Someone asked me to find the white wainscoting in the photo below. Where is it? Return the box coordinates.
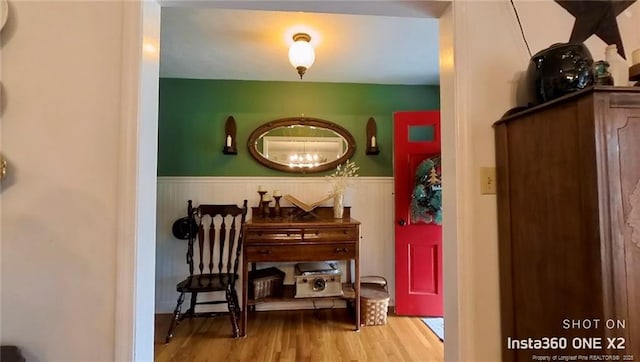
[155,176,395,313]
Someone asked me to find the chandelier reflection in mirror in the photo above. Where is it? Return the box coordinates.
[288,152,328,168]
[263,132,339,169]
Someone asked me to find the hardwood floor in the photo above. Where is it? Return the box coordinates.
[154,309,444,361]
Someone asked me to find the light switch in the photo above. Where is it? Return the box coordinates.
[480,167,496,194]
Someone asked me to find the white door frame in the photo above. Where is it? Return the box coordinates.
[115,1,161,361]
[115,2,471,361]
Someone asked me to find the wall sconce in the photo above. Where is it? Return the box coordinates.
[366,117,380,155]
[288,33,315,79]
[222,116,237,155]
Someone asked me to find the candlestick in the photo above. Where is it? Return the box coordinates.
[257,190,267,212]
[261,200,271,218]
[273,195,282,218]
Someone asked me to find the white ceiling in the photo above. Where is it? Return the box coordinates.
[159,2,443,85]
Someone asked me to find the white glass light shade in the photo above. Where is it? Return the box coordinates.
[288,33,315,78]
[288,40,315,68]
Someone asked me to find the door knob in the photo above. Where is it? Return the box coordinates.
[398,219,406,226]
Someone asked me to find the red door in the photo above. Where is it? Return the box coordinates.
[394,111,443,316]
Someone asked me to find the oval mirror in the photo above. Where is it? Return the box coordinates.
[248,117,356,173]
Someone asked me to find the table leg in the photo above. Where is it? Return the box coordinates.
[241,258,248,337]
[355,256,360,331]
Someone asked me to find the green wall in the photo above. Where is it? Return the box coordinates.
[158,79,440,176]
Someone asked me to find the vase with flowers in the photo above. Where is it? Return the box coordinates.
[326,160,359,218]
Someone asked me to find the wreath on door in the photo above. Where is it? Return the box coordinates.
[411,155,442,225]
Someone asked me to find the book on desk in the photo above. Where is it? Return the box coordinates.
[252,194,341,220]
[283,194,334,213]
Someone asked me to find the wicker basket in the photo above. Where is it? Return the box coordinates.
[248,267,285,300]
[360,276,390,326]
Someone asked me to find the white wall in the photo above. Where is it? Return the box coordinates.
[155,177,395,313]
[451,0,640,360]
[0,2,126,361]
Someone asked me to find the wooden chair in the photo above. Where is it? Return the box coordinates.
[165,199,248,343]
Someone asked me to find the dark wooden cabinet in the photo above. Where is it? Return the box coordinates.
[495,87,640,361]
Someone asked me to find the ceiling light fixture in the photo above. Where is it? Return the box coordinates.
[288,33,315,79]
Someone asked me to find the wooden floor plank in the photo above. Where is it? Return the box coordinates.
[155,309,444,362]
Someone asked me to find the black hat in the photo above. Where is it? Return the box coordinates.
[171,217,198,240]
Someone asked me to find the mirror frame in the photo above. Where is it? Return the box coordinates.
[247,117,356,173]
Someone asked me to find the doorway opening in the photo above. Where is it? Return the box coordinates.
[117,2,459,361]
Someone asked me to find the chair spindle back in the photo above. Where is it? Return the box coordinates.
[185,200,248,286]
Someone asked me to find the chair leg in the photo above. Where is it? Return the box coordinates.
[226,289,240,338]
[231,288,241,315]
[232,288,243,337]
[165,292,185,343]
[183,292,198,318]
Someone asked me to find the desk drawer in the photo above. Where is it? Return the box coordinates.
[302,227,358,241]
[245,243,356,262]
[244,226,358,243]
[244,229,303,242]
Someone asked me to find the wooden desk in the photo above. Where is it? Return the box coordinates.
[241,207,361,337]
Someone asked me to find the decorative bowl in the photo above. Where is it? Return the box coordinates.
[526,42,594,105]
